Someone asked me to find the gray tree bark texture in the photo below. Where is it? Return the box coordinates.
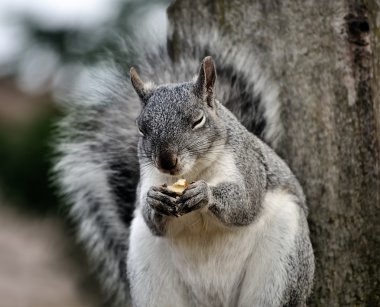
[168,0,379,306]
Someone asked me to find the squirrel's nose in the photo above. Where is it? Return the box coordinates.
[157,152,178,171]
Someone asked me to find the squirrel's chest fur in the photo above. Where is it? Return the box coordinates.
[129,152,300,306]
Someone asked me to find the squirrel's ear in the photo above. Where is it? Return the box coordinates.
[130,67,154,103]
[194,56,216,107]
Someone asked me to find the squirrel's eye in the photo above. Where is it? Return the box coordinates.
[138,126,145,136]
[192,114,206,130]
[136,119,145,136]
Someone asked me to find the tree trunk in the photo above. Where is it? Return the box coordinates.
[168,0,380,305]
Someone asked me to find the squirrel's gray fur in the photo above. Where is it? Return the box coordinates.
[54,32,314,306]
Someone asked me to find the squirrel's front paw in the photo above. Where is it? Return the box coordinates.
[176,180,210,216]
[147,186,179,217]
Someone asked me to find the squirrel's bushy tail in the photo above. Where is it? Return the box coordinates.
[53,31,281,306]
[54,63,139,305]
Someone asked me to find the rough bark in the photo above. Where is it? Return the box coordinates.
[168,0,380,306]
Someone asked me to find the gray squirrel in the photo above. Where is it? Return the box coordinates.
[54,38,314,306]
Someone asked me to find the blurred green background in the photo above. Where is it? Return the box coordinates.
[0,1,169,306]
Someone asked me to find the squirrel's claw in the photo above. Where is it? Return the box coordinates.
[176,180,209,215]
[147,187,178,217]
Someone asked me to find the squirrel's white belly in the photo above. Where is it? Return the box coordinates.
[166,210,255,306]
[128,189,300,307]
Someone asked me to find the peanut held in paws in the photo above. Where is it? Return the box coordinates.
[166,179,189,196]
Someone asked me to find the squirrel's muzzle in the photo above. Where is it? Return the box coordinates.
[156,151,178,172]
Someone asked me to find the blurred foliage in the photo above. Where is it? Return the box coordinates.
[0,104,62,213]
[27,0,170,65]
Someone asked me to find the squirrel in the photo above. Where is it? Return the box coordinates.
[54,37,314,306]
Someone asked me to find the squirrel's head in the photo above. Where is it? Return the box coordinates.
[131,56,227,176]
